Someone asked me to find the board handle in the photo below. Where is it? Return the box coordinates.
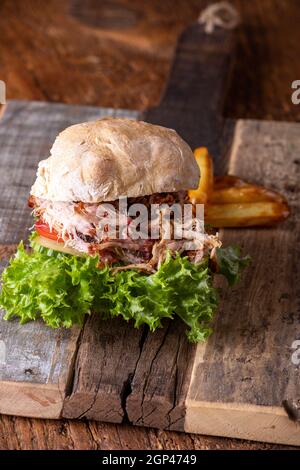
[143,22,236,169]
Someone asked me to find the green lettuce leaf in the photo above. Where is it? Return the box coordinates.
[0,239,249,342]
[215,245,251,286]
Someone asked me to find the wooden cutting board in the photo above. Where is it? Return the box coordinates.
[0,23,299,446]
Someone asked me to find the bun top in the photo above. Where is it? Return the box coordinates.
[30,118,200,203]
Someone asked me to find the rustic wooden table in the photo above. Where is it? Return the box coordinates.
[0,0,299,450]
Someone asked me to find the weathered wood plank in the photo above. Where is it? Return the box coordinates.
[0,247,81,418]
[63,316,145,423]
[125,320,195,431]
[185,119,300,445]
[0,100,138,419]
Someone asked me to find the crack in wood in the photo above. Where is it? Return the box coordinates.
[120,325,148,424]
[64,325,86,400]
[166,333,181,430]
[132,322,172,426]
[73,352,106,420]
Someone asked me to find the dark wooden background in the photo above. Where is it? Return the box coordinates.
[0,0,299,450]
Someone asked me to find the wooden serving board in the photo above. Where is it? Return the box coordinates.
[0,23,299,446]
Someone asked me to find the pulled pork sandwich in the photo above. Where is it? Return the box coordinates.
[0,118,249,342]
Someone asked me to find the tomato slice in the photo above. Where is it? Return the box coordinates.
[35,220,65,243]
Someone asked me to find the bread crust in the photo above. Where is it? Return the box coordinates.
[30,118,200,202]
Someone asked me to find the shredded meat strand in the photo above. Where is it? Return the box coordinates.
[29,192,221,270]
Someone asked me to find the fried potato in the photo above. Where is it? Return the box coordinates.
[188,147,214,203]
[205,200,290,227]
[188,152,290,227]
[213,175,247,190]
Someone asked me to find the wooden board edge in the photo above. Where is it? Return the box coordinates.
[0,380,64,419]
[184,400,300,446]
[226,117,297,173]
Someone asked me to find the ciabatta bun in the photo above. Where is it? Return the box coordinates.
[30,118,200,203]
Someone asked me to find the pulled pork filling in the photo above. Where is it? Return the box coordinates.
[28,193,221,270]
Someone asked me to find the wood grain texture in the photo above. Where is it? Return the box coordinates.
[126,321,195,431]
[63,316,144,423]
[0,101,138,419]
[144,23,235,162]
[62,296,197,431]
[226,0,300,122]
[0,415,295,450]
[0,0,204,110]
[185,120,300,445]
[1,0,300,122]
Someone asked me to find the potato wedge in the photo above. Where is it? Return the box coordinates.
[213,175,247,190]
[188,154,289,227]
[210,184,285,204]
[205,201,290,227]
[188,147,214,203]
